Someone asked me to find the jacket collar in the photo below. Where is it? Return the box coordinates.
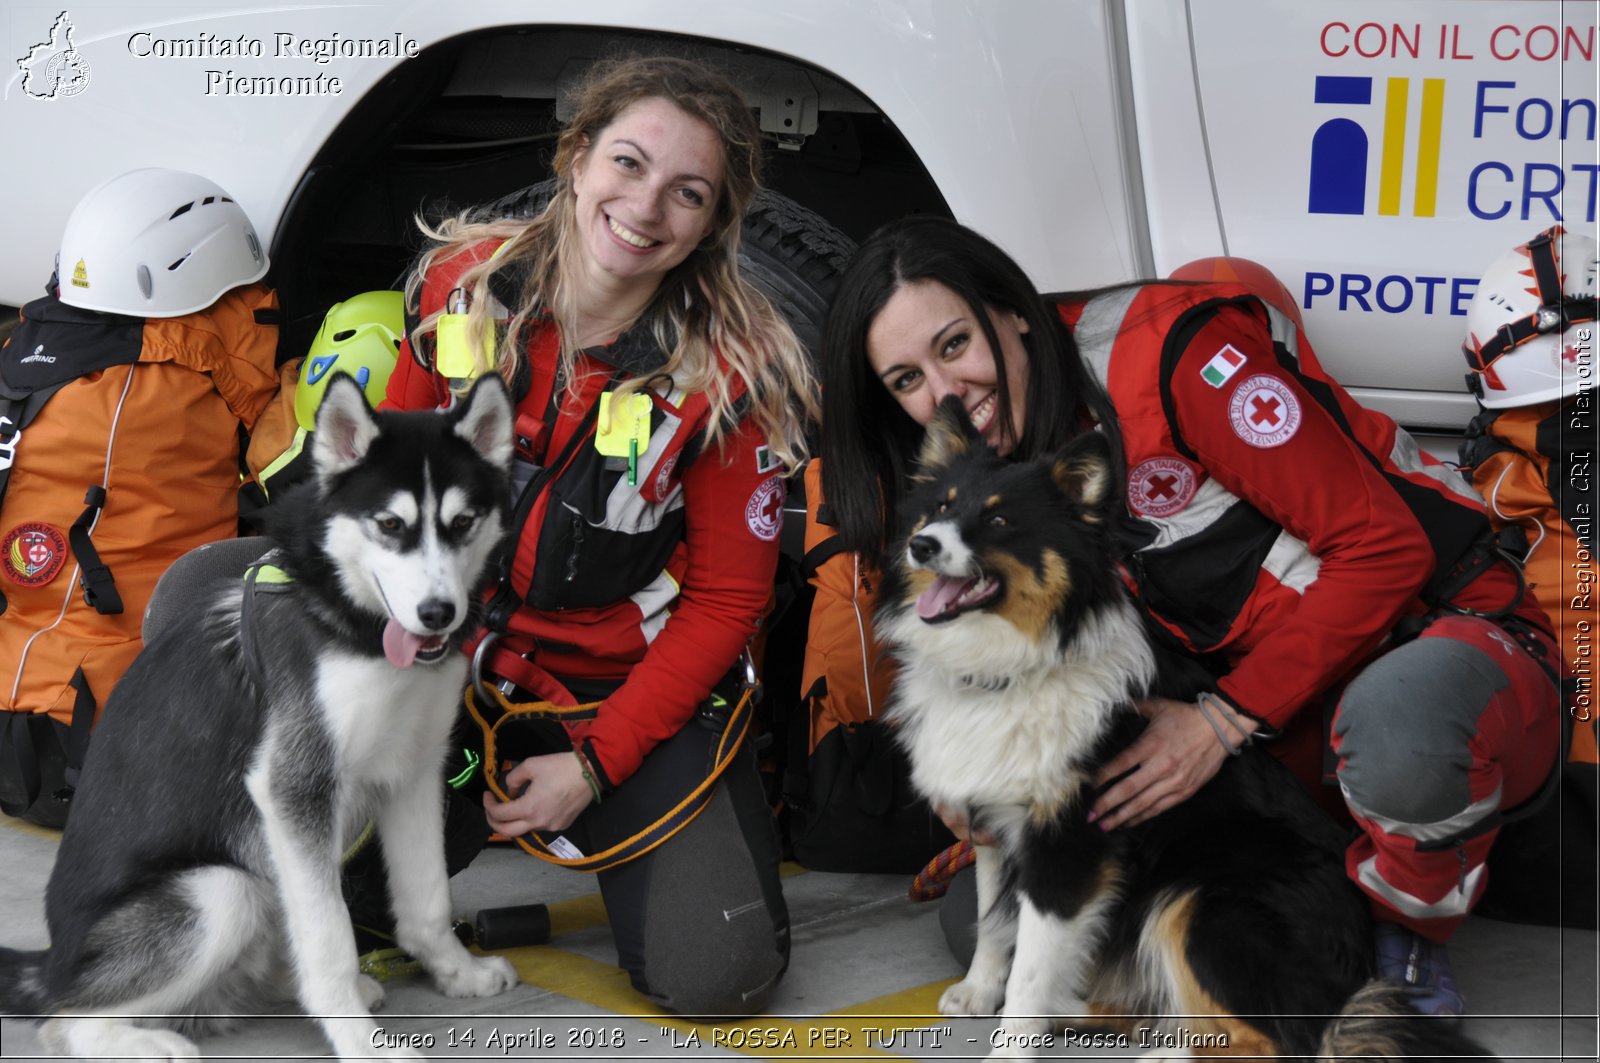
[486,255,673,378]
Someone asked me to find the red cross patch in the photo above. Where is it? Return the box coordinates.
[2,522,68,588]
[745,475,786,541]
[1126,457,1198,518]
[1227,375,1302,448]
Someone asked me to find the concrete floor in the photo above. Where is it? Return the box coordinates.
[0,816,1595,1061]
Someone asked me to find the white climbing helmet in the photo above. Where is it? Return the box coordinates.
[1462,225,1598,408]
[56,168,269,318]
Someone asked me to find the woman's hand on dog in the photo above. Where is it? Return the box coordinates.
[483,753,594,835]
[1089,696,1254,831]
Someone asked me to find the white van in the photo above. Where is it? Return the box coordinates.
[3,0,1595,436]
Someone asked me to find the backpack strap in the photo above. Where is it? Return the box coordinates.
[70,486,122,615]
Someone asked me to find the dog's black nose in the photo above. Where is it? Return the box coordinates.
[908,534,940,564]
[416,598,456,632]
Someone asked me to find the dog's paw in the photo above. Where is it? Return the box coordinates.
[431,953,519,999]
[940,976,1005,1017]
[357,973,386,1012]
[43,1018,201,1061]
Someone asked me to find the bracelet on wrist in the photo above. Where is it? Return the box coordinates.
[1195,691,1254,756]
[573,749,603,805]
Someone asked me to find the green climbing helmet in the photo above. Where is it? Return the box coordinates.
[296,290,405,430]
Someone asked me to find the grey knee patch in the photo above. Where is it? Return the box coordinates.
[638,790,787,1016]
[938,865,978,969]
[1335,635,1508,828]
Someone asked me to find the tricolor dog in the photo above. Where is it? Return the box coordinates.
[878,395,1490,1059]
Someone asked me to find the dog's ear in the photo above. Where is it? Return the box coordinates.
[311,374,382,479]
[915,394,982,476]
[451,375,515,470]
[1051,430,1113,513]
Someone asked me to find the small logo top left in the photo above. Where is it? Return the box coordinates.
[18,11,91,100]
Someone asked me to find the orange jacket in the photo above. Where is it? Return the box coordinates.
[0,285,280,725]
[1467,401,1597,763]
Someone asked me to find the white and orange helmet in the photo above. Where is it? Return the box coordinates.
[1462,225,1598,408]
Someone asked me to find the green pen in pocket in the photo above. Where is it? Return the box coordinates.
[595,391,653,486]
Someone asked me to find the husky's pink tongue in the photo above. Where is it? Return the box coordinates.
[916,575,973,620]
[383,617,425,668]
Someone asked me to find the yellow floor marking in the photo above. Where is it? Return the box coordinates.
[0,816,61,842]
[499,938,958,1059]
[490,864,963,1060]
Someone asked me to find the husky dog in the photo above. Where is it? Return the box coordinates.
[878,396,1491,1060]
[0,375,521,1060]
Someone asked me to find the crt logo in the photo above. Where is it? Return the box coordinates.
[1308,75,1444,217]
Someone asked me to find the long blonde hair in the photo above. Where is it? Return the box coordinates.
[406,55,817,471]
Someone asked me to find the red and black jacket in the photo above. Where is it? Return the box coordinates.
[387,242,785,788]
[1060,281,1549,731]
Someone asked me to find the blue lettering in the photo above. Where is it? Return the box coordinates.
[1304,272,1335,309]
[1575,164,1600,224]
[1468,161,1514,219]
[1416,276,1446,314]
[1340,273,1374,312]
[1565,98,1598,141]
[1376,275,1413,313]
[1522,163,1564,220]
[1517,97,1555,140]
[1475,80,1516,137]
[1451,277,1479,316]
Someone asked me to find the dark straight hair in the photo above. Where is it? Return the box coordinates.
[819,215,1121,557]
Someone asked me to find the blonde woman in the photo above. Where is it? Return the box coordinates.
[386,56,817,1015]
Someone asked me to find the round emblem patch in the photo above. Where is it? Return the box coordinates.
[2,522,68,587]
[653,454,678,500]
[1127,457,1198,518]
[744,475,785,542]
[1228,375,1302,448]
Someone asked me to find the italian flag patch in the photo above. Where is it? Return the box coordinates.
[1201,344,1247,388]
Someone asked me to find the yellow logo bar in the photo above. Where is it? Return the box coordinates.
[1413,78,1446,218]
[1378,78,1410,216]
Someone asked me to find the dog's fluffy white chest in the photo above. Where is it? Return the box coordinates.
[886,599,1154,817]
[314,652,466,789]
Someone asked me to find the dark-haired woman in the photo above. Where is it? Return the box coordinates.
[821,216,1560,1017]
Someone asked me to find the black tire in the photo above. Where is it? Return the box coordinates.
[486,182,855,365]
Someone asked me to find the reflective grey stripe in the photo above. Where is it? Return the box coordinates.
[631,568,680,645]
[1263,301,1301,364]
[596,406,687,533]
[1356,853,1483,920]
[1142,477,1238,549]
[1391,426,1485,505]
[1262,528,1322,593]
[1074,287,1142,389]
[1343,781,1504,845]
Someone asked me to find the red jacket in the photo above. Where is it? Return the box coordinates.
[1061,282,1548,730]
[386,243,783,786]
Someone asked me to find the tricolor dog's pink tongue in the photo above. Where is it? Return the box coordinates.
[916,574,972,620]
[382,616,424,669]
